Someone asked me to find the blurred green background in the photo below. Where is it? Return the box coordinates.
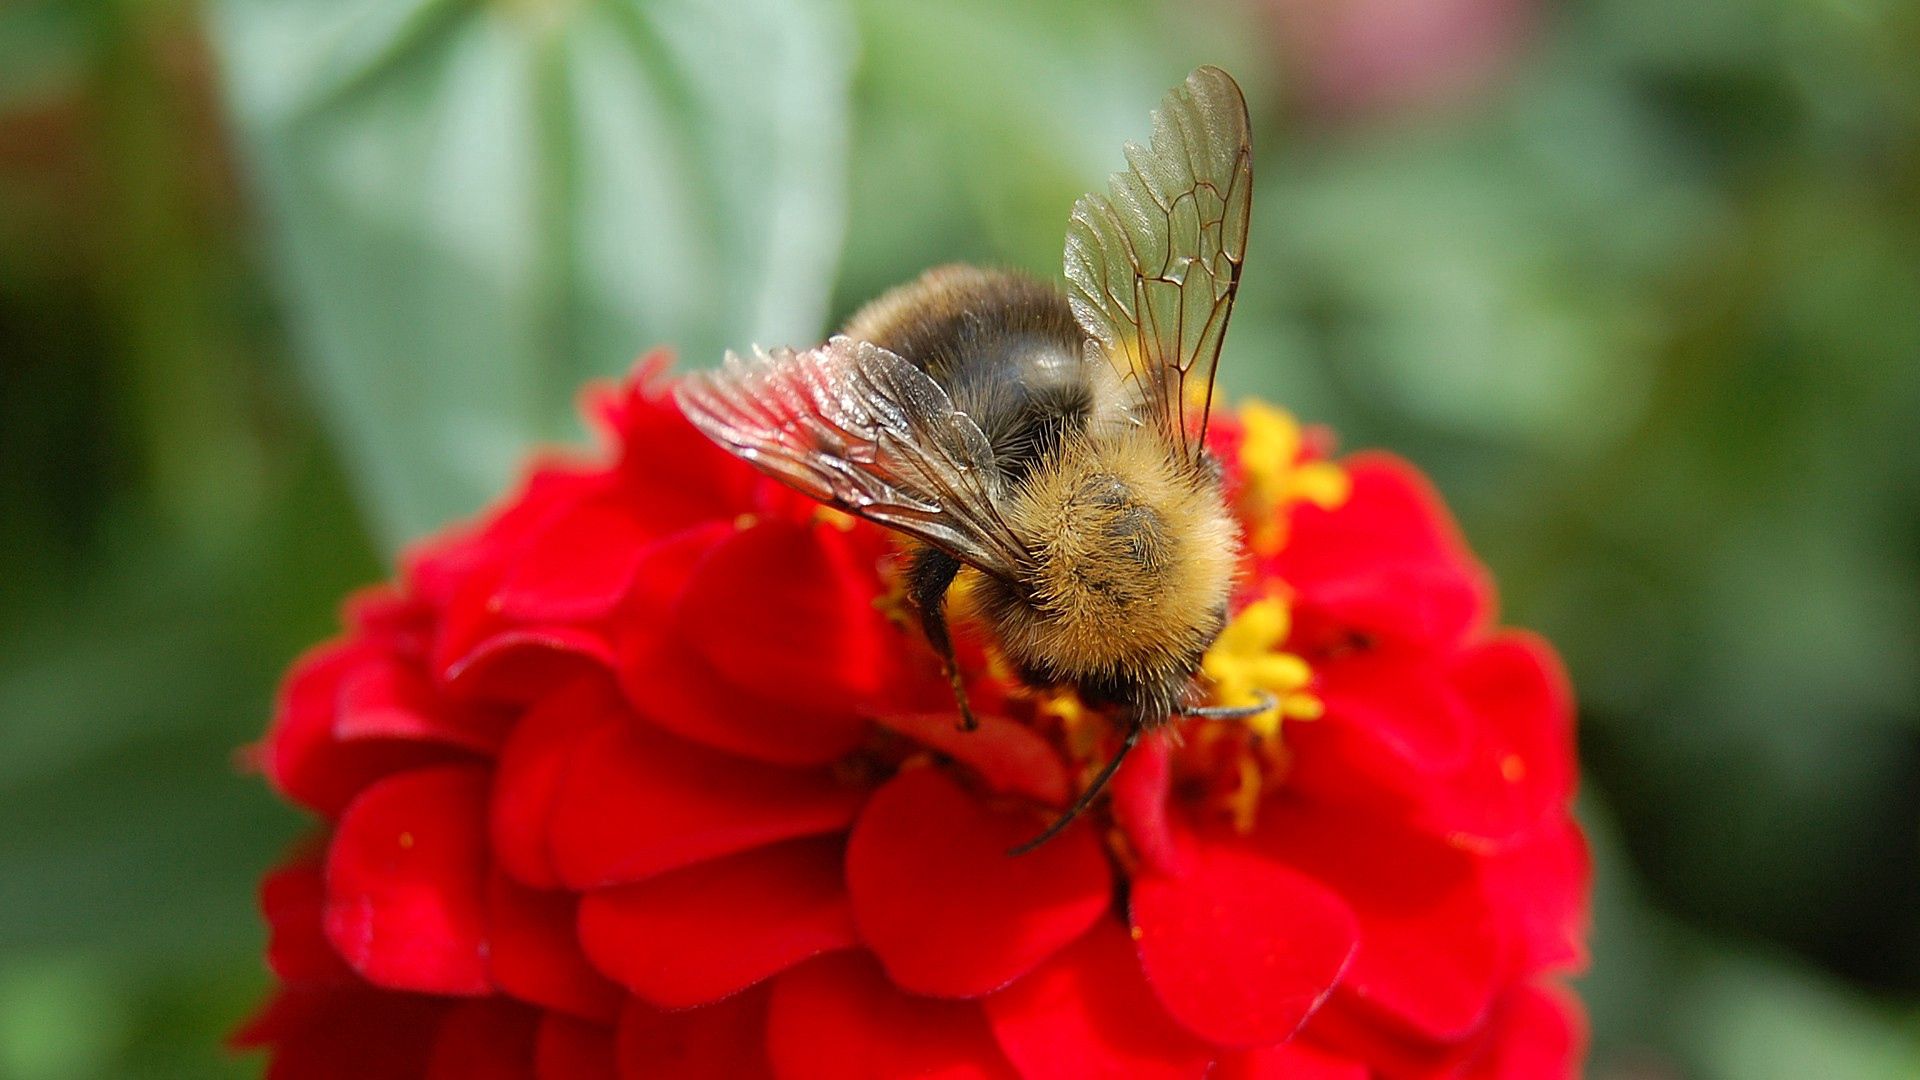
[2,0,1917,1075]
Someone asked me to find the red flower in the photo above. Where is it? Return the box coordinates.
[238,354,1589,1078]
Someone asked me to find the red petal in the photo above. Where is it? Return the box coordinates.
[261,855,352,986]
[547,713,867,889]
[617,987,775,1079]
[341,584,434,653]
[238,985,445,1080]
[432,555,517,682]
[1259,804,1505,1042]
[1290,565,1488,654]
[491,677,623,889]
[1483,818,1590,977]
[1435,633,1577,845]
[426,998,539,1080]
[622,623,871,768]
[325,765,493,995]
[430,496,622,706]
[403,463,604,608]
[579,837,857,1008]
[982,921,1212,1079]
[1313,650,1473,775]
[679,520,896,713]
[494,498,653,623]
[617,521,869,768]
[335,655,509,754]
[487,870,623,1022]
[1298,998,1475,1079]
[444,627,618,708]
[536,1014,618,1080]
[1213,1040,1368,1080]
[1275,454,1490,649]
[1109,735,1183,877]
[766,953,1017,1080]
[1286,633,1577,850]
[847,768,1111,998]
[871,712,1069,806]
[620,519,735,614]
[1461,984,1585,1080]
[1130,833,1358,1047]
[265,641,456,817]
[593,361,764,522]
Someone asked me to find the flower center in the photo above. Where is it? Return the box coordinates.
[1234,401,1349,556]
[1188,595,1322,831]
[982,593,1324,846]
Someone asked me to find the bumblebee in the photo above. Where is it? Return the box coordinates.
[678,67,1263,852]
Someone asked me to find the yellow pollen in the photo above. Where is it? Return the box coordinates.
[1041,689,1101,760]
[398,832,414,850]
[1129,924,1145,942]
[733,513,759,531]
[1235,401,1351,555]
[870,565,914,628]
[813,507,857,532]
[1200,596,1320,741]
[1501,754,1526,782]
[1228,756,1263,835]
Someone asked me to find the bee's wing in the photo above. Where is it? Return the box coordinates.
[675,336,1030,578]
[1064,65,1252,463]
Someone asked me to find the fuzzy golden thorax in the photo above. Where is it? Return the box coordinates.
[971,428,1242,719]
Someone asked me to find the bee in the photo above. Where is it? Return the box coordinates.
[676,66,1268,853]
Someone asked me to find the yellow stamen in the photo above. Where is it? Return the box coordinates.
[1235,400,1352,555]
[870,563,914,628]
[1041,689,1103,760]
[1228,755,1262,835]
[1199,596,1319,741]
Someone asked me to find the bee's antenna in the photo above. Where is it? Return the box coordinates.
[1007,721,1144,857]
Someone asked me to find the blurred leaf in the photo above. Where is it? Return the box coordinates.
[0,3,88,108]
[0,955,126,1080]
[838,0,1265,311]
[1682,954,1920,1080]
[1583,794,1920,1078]
[1252,44,1715,458]
[210,0,854,549]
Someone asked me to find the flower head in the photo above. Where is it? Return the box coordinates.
[239,353,1588,1077]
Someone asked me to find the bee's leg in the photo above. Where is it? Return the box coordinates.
[1176,689,1276,721]
[1008,715,1145,856]
[906,547,977,731]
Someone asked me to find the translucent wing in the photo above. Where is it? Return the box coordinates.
[674,336,1030,578]
[1063,65,1252,462]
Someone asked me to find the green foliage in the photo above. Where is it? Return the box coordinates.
[210,0,855,547]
